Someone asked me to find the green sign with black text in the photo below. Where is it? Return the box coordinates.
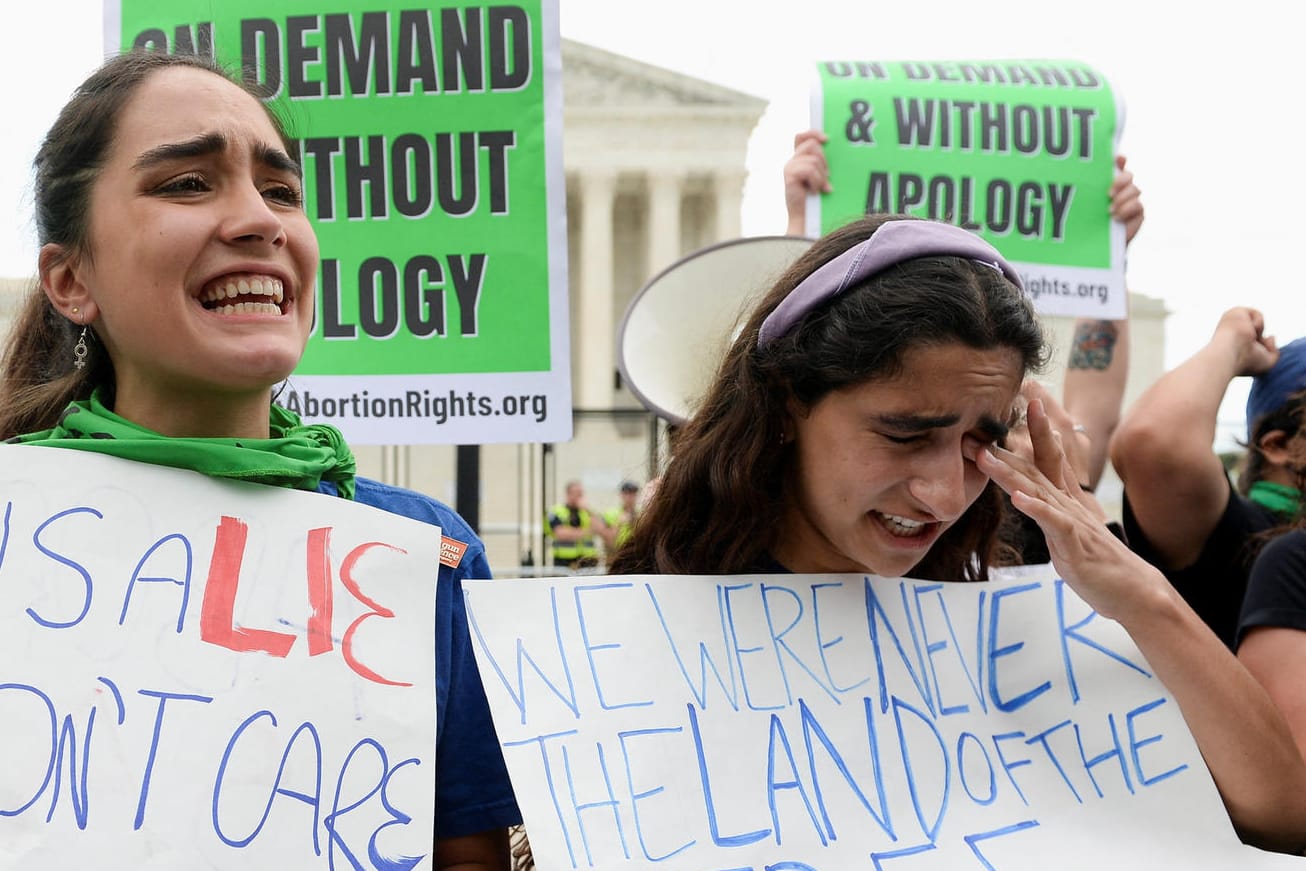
[812,59,1125,318]
[108,0,571,444]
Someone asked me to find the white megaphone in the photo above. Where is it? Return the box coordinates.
[617,236,814,425]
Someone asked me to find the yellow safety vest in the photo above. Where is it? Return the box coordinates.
[546,503,598,561]
[603,507,634,548]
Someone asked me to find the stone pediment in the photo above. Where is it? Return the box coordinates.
[562,39,766,112]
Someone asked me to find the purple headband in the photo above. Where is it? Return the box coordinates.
[757,220,1024,348]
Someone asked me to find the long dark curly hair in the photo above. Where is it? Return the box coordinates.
[609,214,1047,581]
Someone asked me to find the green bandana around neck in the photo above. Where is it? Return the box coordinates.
[1248,480,1302,517]
[11,391,357,500]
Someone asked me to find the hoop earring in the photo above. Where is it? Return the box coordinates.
[73,327,89,370]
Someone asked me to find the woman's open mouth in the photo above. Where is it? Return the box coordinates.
[199,274,286,315]
[874,511,934,538]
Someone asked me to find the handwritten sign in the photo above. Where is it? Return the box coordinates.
[811,59,1126,319]
[466,568,1304,869]
[106,0,572,445]
[0,447,440,868]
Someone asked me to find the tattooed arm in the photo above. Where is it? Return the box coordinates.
[1063,315,1129,489]
[1061,155,1143,490]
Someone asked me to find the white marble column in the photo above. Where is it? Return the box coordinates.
[646,170,683,277]
[713,171,746,241]
[576,170,616,410]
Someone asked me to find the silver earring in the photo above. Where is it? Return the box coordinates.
[73,327,89,370]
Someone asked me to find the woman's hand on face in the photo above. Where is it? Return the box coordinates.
[978,397,1168,623]
[1004,381,1098,517]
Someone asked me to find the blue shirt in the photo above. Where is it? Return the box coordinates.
[320,476,521,838]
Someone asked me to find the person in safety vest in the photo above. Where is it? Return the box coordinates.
[600,479,641,556]
[546,479,603,569]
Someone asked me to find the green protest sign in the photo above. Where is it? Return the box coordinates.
[106,0,570,444]
[812,59,1125,318]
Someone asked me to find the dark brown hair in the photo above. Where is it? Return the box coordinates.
[1239,388,1306,498]
[609,214,1047,580]
[1249,391,1306,559]
[0,50,296,440]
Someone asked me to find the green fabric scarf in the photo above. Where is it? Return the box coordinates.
[12,391,356,499]
[1248,480,1302,517]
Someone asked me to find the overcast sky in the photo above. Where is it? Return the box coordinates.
[4,0,1301,435]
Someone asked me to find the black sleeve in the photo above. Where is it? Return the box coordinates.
[1237,530,1306,649]
[1122,480,1277,650]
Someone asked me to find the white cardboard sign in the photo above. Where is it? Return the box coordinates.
[466,568,1306,869]
[0,447,440,869]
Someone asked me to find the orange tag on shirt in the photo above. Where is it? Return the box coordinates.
[440,536,469,569]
